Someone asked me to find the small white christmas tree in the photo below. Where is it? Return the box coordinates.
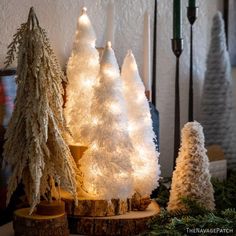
[201,12,236,169]
[2,8,78,213]
[121,51,160,197]
[78,42,134,200]
[167,121,215,212]
[64,7,99,145]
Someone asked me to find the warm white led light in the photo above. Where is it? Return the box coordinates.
[109,102,120,114]
[82,79,93,88]
[92,117,99,125]
[107,41,112,48]
[128,122,137,133]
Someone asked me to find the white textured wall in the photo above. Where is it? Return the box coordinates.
[156,0,223,176]
[0,0,222,176]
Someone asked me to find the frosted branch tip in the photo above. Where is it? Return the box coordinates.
[82,7,87,14]
[107,41,112,48]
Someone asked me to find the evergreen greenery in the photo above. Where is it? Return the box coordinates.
[144,203,236,236]
[148,171,236,235]
[212,171,236,210]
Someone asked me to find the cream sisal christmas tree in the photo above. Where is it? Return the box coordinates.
[121,51,160,197]
[167,121,215,212]
[64,7,99,145]
[2,8,78,213]
[78,42,134,200]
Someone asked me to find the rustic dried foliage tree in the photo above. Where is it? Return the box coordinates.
[2,7,79,213]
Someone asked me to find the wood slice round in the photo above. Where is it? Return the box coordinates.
[13,208,69,236]
[68,201,160,236]
[36,200,65,216]
[61,189,130,217]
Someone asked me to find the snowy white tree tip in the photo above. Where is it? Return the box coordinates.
[107,41,112,48]
[100,42,119,71]
[123,51,138,72]
[75,7,96,44]
[82,7,87,14]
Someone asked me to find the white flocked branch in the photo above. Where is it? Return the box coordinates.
[121,50,160,197]
[78,42,134,200]
[64,7,100,146]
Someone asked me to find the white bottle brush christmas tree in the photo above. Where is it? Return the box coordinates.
[64,7,99,146]
[167,122,215,212]
[2,7,78,213]
[121,51,160,197]
[201,12,236,169]
[78,42,134,200]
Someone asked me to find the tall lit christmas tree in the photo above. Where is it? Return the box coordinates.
[64,7,99,145]
[121,51,160,197]
[168,122,215,212]
[78,42,134,200]
[2,7,78,214]
[201,12,236,169]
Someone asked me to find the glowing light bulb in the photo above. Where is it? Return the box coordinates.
[128,122,137,133]
[91,41,96,48]
[92,165,102,176]
[133,165,151,178]
[92,143,98,150]
[82,79,93,88]
[89,58,97,67]
[92,117,99,125]
[107,41,112,48]
[136,94,143,103]
[131,62,138,71]
[118,172,129,179]
[144,114,151,124]
[139,148,146,157]
[110,102,120,114]
[103,68,116,77]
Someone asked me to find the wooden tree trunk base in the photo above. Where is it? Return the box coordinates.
[69,145,87,165]
[13,208,69,236]
[61,189,131,217]
[68,201,160,236]
[36,200,65,216]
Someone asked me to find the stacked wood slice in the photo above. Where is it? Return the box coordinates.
[61,189,131,217]
[68,201,160,236]
[13,201,69,236]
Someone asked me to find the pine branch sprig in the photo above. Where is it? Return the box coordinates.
[4,23,28,68]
